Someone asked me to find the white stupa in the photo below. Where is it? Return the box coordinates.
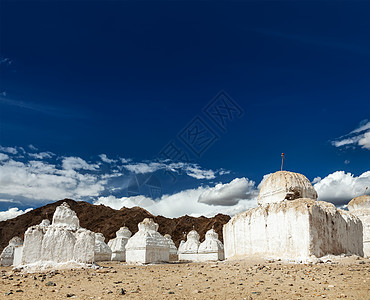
[94,233,112,261]
[0,237,23,267]
[108,227,132,261]
[348,195,370,257]
[21,202,95,268]
[198,228,224,261]
[125,218,170,264]
[223,171,364,262]
[178,229,200,261]
[164,234,178,261]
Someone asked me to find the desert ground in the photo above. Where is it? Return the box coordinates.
[1,257,369,299]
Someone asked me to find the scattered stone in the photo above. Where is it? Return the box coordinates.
[118,288,126,295]
[66,293,76,298]
[46,281,56,286]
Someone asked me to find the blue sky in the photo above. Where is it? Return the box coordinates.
[0,1,369,219]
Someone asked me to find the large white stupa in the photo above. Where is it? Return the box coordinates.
[223,171,364,262]
[108,226,132,261]
[125,218,170,264]
[21,202,95,268]
[348,195,370,257]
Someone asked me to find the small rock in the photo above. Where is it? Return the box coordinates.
[118,288,126,295]
[46,281,56,286]
[168,291,175,294]
[66,294,76,298]
[16,290,23,292]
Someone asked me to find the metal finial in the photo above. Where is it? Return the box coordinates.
[281,153,285,171]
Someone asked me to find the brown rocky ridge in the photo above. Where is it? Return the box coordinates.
[0,199,230,253]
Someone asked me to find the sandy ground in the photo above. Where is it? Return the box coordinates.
[1,257,369,299]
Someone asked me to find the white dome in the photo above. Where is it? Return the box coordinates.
[257,171,317,206]
[348,195,370,211]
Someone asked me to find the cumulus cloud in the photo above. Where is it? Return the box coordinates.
[314,171,370,205]
[0,145,233,210]
[28,144,38,151]
[95,177,259,218]
[0,158,107,202]
[29,151,54,159]
[198,178,257,206]
[99,154,116,164]
[358,131,370,150]
[332,120,370,150]
[0,146,18,154]
[0,207,33,222]
[122,161,224,180]
[0,153,9,161]
[62,157,99,171]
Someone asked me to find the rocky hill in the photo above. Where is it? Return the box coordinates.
[0,199,230,252]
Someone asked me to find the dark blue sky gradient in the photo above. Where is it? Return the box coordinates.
[0,1,369,192]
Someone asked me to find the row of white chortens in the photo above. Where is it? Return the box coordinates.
[0,171,369,269]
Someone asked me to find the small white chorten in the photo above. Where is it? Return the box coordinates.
[21,202,95,267]
[94,233,112,262]
[125,218,170,264]
[178,229,200,261]
[198,228,224,261]
[108,227,132,261]
[0,237,23,267]
[164,234,178,261]
[348,195,370,257]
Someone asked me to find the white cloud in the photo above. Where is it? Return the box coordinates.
[119,157,132,164]
[62,157,99,171]
[95,177,259,218]
[314,171,370,205]
[0,159,106,202]
[29,151,54,159]
[99,154,116,164]
[123,162,163,174]
[28,144,38,151]
[358,131,370,150]
[184,166,216,180]
[0,145,17,154]
[332,120,370,150]
[0,153,9,161]
[0,207,33,222]
[198,178,257,206]
[122,161,225,180]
